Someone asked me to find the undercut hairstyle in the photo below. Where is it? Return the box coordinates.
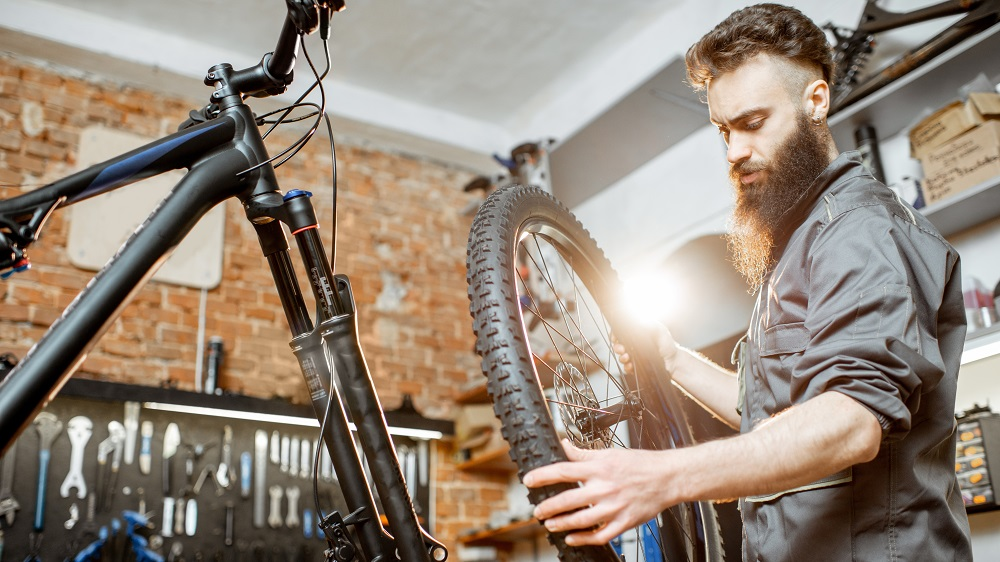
[685,3,834,93]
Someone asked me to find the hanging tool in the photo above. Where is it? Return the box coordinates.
[162,423,180,537]
[267,486,283,529]
[279,435,289,473]
[185,495,197,537]
[224,502,235,546]
[216,425,235,489]
[240,452,251,500]
[123,401,140,466]
[253,430,268,528]
[269,431,279,465]
[319,441,333,482]
[303,509,313,539]
[298,439,310,479]
[98,421,125,512]
[60,416,93,500]
[30,412,63,557]
[63,502,79,530]
[285,486,300,528]
[138,421,153,475]
[289,437,300,478]
[0,439,19,526]
[175,497,186,537]
[78,492,98,542]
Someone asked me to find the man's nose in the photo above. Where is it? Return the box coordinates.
[727,134,752,165]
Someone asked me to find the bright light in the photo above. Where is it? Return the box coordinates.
[621,271,680,326]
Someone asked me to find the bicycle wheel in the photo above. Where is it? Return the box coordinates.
[466,185,724,562]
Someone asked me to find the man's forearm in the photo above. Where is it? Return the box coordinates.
[670,346,741,429]
[673,391,882,503]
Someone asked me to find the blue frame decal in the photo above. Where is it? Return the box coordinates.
[74,122,226,202]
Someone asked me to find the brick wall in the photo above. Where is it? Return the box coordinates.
[0,54,508,556]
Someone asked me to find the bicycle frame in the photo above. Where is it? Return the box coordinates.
[829,0,1000,112]
[0,8,442,562]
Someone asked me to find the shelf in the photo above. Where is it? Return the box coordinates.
[457,357,556,406]
[456,445,517,472]
[920,175,1000,238]
[455,382,490,405]
[829,23,1000,150]
[460,518,544,548]
[963,324,1000,365]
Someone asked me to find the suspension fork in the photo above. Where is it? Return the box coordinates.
[247,190,445,562]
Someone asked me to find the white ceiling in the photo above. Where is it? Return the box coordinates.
[0,0,728,169]
[0,1,926,180]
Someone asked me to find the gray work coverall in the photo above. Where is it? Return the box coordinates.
[736,152,973,561]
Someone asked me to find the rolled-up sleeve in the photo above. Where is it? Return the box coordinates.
[792,211,945,441]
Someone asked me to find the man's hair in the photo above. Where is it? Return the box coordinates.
[685,3,834,92]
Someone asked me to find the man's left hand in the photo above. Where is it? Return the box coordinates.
[522,439,677,546]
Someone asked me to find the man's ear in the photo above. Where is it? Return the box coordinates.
[804,79,831,123]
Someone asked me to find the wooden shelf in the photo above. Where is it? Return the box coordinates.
[456,356,556,406]
[921,175,1000,238]
[456,445,517,473]
[460,518,544,548]
[455,382,490,405]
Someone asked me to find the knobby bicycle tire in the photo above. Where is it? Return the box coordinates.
[466,185,724,562]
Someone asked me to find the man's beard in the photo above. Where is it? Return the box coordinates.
[726,112,832,289]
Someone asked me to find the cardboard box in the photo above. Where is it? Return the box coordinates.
[910,92,1000,159]
[456,403,505,458]
[920,120,1000,205]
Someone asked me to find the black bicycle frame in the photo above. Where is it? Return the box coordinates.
[830,0,1000,112]
[0,29,439,562]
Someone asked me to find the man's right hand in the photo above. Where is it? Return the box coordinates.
[613,322,680,374]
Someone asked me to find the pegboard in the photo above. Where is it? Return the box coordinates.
[0,393,435,560]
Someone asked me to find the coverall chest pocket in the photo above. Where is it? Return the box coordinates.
[752,322,810,417]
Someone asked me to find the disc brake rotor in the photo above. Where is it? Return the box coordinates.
[553,362,613,449]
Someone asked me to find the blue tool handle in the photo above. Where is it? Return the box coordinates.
[35,449,49,532]
[240,452,251,498]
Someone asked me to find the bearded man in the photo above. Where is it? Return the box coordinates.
[522,4,973,560]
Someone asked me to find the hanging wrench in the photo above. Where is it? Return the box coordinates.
[267,485,283,529]
[60,416,93,499]
[31,412,63,545]
[123,401,140,466]
[253,430,267,528]
[299,440,310,480]
[270,431,280,465]
[280,435,290,473]
[216,425,235,489]
[285,486,300,528]
[138,421,153,475]
[289,437,300,478]
[0,439,19,526]
[97,421,125,512]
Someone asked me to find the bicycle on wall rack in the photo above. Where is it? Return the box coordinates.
[0,2,446,561]
[826,0,1000,113]
[464,144,725,562]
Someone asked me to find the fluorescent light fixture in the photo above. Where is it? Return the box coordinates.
[141,401,444,440]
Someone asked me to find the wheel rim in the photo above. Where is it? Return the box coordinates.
[514,221,703,562]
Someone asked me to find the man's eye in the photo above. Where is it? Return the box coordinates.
[746,120,763,131]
